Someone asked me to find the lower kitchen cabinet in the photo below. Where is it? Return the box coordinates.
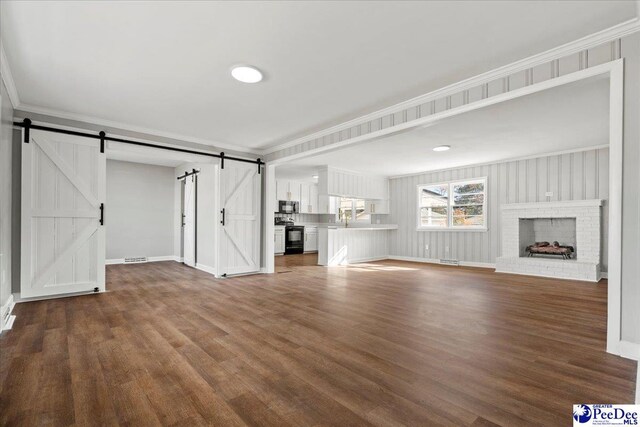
[304,227,318,252]
[275,226,285,254]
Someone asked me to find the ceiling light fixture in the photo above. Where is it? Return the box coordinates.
[433,145,451,152]
[231,65,263,83]
[312,175,319,179]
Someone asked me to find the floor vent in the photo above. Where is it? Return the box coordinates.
[124,257,148,264]
[439,259,460,266]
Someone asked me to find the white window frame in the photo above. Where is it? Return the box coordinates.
[416,177,487,231]
[337,197,370,223]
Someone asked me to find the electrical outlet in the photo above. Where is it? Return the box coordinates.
[425,244,429,251]
[445,246,450,253]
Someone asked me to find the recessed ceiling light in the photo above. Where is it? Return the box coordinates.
[312,175,319,179]
[433,145,451,152]
[231,65,263,83]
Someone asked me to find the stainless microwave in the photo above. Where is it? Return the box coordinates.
[278,200,299,214]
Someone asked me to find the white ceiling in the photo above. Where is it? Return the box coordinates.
[1,1,634,153]
[106,142,213,168]
[276,76,609,178]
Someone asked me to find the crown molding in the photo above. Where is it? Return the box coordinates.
[264,17,640,156]
[388,144,610,180]
[15,103,260,157]
[0,43,20,108]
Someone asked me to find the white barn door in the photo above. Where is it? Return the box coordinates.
[183,176,196,267]
[218,162,261,277]
[21,130,106,298]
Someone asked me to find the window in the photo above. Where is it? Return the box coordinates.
[417,178,486,230]
[338,197,370,223]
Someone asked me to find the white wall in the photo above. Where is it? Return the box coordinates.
[174,161,220,273]
[389,147,609,270]
[106,160,176,260]
[0,80,14,309]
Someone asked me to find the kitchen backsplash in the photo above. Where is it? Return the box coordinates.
[275,213,335,223]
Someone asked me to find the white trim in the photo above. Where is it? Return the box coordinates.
[607,59,624,355]
[105,255,180,265]
[195,263,216,276]
[264,19,640,155]
[417,177,487,231]
[618,340,640,361]
[0,43,20,107]
[1,294,16,331]
[387,255,495,269]
[269,60,622,165]
[389,144,610,180]
[501,199,603,210]
[601,272,609,279]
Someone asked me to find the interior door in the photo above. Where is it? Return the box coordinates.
[183,175,196,267]
[218,162,261,276]
[21,130,105,298]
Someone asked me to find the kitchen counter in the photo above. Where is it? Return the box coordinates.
[320,224,398,231]
[317,225,397,266]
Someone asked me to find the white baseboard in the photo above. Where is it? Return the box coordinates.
[601,271,609,279]
[387,255,495,269]
[1,294,16,331]
[618,340,640,361]
[195,263,216,276]
[106,255,181,265]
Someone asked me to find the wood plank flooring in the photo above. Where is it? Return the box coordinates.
[1,256,636,426]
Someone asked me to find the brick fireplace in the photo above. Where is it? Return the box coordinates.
[495,200,602,282]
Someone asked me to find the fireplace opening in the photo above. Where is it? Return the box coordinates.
[518,218,577,260]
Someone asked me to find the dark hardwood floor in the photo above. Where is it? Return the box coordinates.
[0,257,636,426]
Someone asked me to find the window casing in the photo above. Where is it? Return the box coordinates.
[338,197,370,223]
[417,178,487,230]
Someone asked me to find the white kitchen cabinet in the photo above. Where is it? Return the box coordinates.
[365,199,390,214]
[318,194,337,214]
[274,226,285,254]
[299,183,319,213]
[275,180,302,202]
[304,227,318,252]
[276,181,289,202]
[321,166,389,200]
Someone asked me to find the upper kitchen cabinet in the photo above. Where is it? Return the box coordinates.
[299,182,319,214]
[318,167,389,200]
[276,180,320,213]
[276,180,302,202]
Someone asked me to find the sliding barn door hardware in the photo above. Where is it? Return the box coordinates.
[14,118,264,168]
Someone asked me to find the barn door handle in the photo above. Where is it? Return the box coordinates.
[99,203,104,226]
[220,208,225,226]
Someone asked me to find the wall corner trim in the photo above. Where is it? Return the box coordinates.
[0,43,20,108]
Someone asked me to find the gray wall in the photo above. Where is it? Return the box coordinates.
[0,81,14,307]
[106,160,176,260]
[389,147,610,270]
